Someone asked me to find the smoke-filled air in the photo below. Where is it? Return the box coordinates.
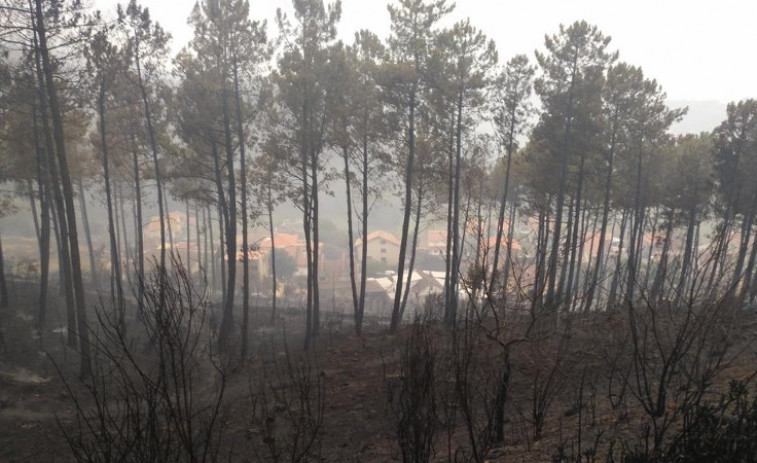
[1,0,757,461]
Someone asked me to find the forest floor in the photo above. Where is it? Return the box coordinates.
[1,280,756,462]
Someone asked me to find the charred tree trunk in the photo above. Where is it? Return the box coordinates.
[448,90,465,326]
[31,10,79,352]
[565,154,587,309]
[390,82,418,331]
[267,187,277,325]
[28,180,40,245]
[233,60,250,358]
[32,104,50,327]
[342,142,359,332]
[608,210,629,309]
[0,226,7,309]
[356,119,370,335]
[400,183,424,321]
[129,130,145,308]
[443,114,455,317]
[675,206,697,306]
[651,211,674,301]
[76,179,97,288]
[97,76,125,331]
[134,36,166,319]
[546,51,579,310]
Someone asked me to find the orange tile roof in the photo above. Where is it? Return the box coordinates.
[487,235,522,251]
[354,230,401,247]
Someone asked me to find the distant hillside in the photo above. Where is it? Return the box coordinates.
[668,100,727,134]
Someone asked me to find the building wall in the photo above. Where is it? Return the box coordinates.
[361,238,400,267]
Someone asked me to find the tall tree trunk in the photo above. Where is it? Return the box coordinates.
[28,180,40,245]
[675,207,697,306]
[650,212,674,301]
[32,104,50,328]
[119,185,134,294]
[134,36,166,316]
[194,201,202,289]
[390,83,417,331]
[474,183,484,272]
[233,60,250,358]
[443,113,455,316]
[300,97,314,349]
[207,205,216,301]
[203,205,210,287]
[565,154,586,309]
[97,77,124,331]
[310,146,321,341]
[570,200,589,310]
[586,123,617,311]
[490,111,516,295]
[557,194,575,304]
[186,200,191,275]
[76,179,97,288]
[218,204,227,313]
[643,209,660,292]
[706,218,731,296]
[0,226,7,309]
[210,139,227,304]
[501,197,517,301]
[267,188,277,324]
[164,193,174,251]
[35,0,91,378]
[448,90,465,326]
[738,221,757,304]
[400,183,424,321]
[356,119,370,335]
[342,142,359,331]
[49,191,67,301]
[732,205,756,297]
[580,212,600,312]
[546,51,579,310]
[626,141,646,304]
[218,86,237,346]
[609,210,629,309]
[31,10,79,352]
[130,130,145,308]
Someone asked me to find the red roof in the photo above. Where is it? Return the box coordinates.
[487,235,522,251]
[260,233,299,249]
[354,230,401,247]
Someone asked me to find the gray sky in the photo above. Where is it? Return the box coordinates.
[95,0,756,103]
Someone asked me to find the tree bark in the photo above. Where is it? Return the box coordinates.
[97,76,124,331]
[134,34,166,316]
[0,226,7,309]
[342,142,359,332]
[390,82,417,331]
[545,50,579,310]
[233,60,250,357]
[400,183,424,321]
[76,179,97,288]
[448,90,465,326]
[129,130,145,308]
[31,6,80,353]
[32,103,50,328]
[267,186,277,324]
[356,117,370,335]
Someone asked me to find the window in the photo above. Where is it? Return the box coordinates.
[381,257,387,264]
[381,239,386,245]
[380,248,387,254]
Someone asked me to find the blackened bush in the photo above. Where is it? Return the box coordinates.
[386,319,439,463]
[56,257,228,463]
[670,380,757,463]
